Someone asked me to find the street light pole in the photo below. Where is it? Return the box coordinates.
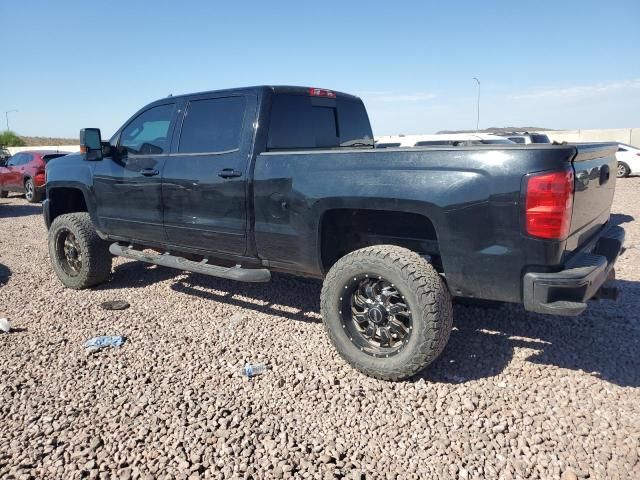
[472,78,480,131]
[5,109,18,131]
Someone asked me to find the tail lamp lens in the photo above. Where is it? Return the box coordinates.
[525,169,574,240]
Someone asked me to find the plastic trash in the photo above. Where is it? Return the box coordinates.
[84,335,126,351]
[0,318,10,333]
[239,363,267,378]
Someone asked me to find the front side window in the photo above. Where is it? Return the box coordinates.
[7,154,22,166]
[508,137,526,144]
[120,104,175,156]
[178,96,247,153]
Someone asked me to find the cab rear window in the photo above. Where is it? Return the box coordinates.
[267,94,373,150]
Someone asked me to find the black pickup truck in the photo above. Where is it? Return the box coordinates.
[44,86,624,380]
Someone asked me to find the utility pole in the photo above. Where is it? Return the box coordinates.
[472,78,480,131]
[5,109,18,131]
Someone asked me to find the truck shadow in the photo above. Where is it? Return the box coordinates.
[170,273,323,324]
[609,213,634,226]
[423,278,640,388]
[105,262,323,323]
[0,262,11,286]
[106,260,640,387]
[0,203,42,219]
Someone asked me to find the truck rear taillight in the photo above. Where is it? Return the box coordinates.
[525,169,574,240]
[309,88,336,98]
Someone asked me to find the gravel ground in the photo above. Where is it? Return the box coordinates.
[0,178,639,480]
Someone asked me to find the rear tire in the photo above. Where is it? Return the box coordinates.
[617,162,631,178]
[48,213,112,289]
[320,245,453,381]
[0,190,7,198]
[24,178,42,203]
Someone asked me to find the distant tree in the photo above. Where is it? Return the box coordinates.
[0,130,26,147]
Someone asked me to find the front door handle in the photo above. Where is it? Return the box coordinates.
[218,168,242,179]
[140,168,160,177]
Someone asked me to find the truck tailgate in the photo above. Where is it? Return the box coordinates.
[566,143,618,255]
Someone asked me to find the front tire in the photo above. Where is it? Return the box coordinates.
[617,162,631,178]
[24,178,42,203]
[48,213,112,289]
[0,189,7,198]
[320,245,453,380]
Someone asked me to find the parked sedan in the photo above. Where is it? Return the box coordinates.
[0,150,70,202]
[616,143,640,178]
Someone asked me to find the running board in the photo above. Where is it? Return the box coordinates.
[109,243,271,283]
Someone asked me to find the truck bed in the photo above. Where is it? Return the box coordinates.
[253,143,617,304]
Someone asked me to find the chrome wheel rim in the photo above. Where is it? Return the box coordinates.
[339,275,412,357]
[617,163,626,178]
[56,229,82,276]
[25,180,34,200]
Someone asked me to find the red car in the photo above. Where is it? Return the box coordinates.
[0,150,70,203]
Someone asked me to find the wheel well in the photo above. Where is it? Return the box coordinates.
[49,188,88,223]
[320,209,440,273]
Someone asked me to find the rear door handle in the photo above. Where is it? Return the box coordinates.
[140,168,160,177]
[218,168,242,179]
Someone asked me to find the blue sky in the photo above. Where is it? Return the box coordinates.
[1,0,638,138]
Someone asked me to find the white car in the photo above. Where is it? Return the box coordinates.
[502,132,551,144]
[616,143,640,178]
[375,133,514,148]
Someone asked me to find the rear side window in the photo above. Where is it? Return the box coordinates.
[267,94,373,150]
[376,143,401,149]
[179,96,247,153]
[19,153,32,164]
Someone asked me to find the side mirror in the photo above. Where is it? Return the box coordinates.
[80,128,103,161]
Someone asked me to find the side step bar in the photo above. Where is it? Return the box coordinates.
[109,243,271,283]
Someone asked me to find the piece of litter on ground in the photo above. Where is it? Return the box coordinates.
[0,318,10,333]
[239,363,267,378]
[100,300,130,311]
[84,335,126,351]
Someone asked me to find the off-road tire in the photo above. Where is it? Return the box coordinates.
[320,245,453,380]
[48,213,112,289]
[24,178,42,203]
[617,162,631,178]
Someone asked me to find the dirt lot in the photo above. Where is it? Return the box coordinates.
[0,178,639,480]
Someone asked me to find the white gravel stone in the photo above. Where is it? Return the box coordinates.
[0,178,639,478]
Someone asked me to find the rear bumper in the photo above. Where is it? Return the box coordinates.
[523,225,625,316]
